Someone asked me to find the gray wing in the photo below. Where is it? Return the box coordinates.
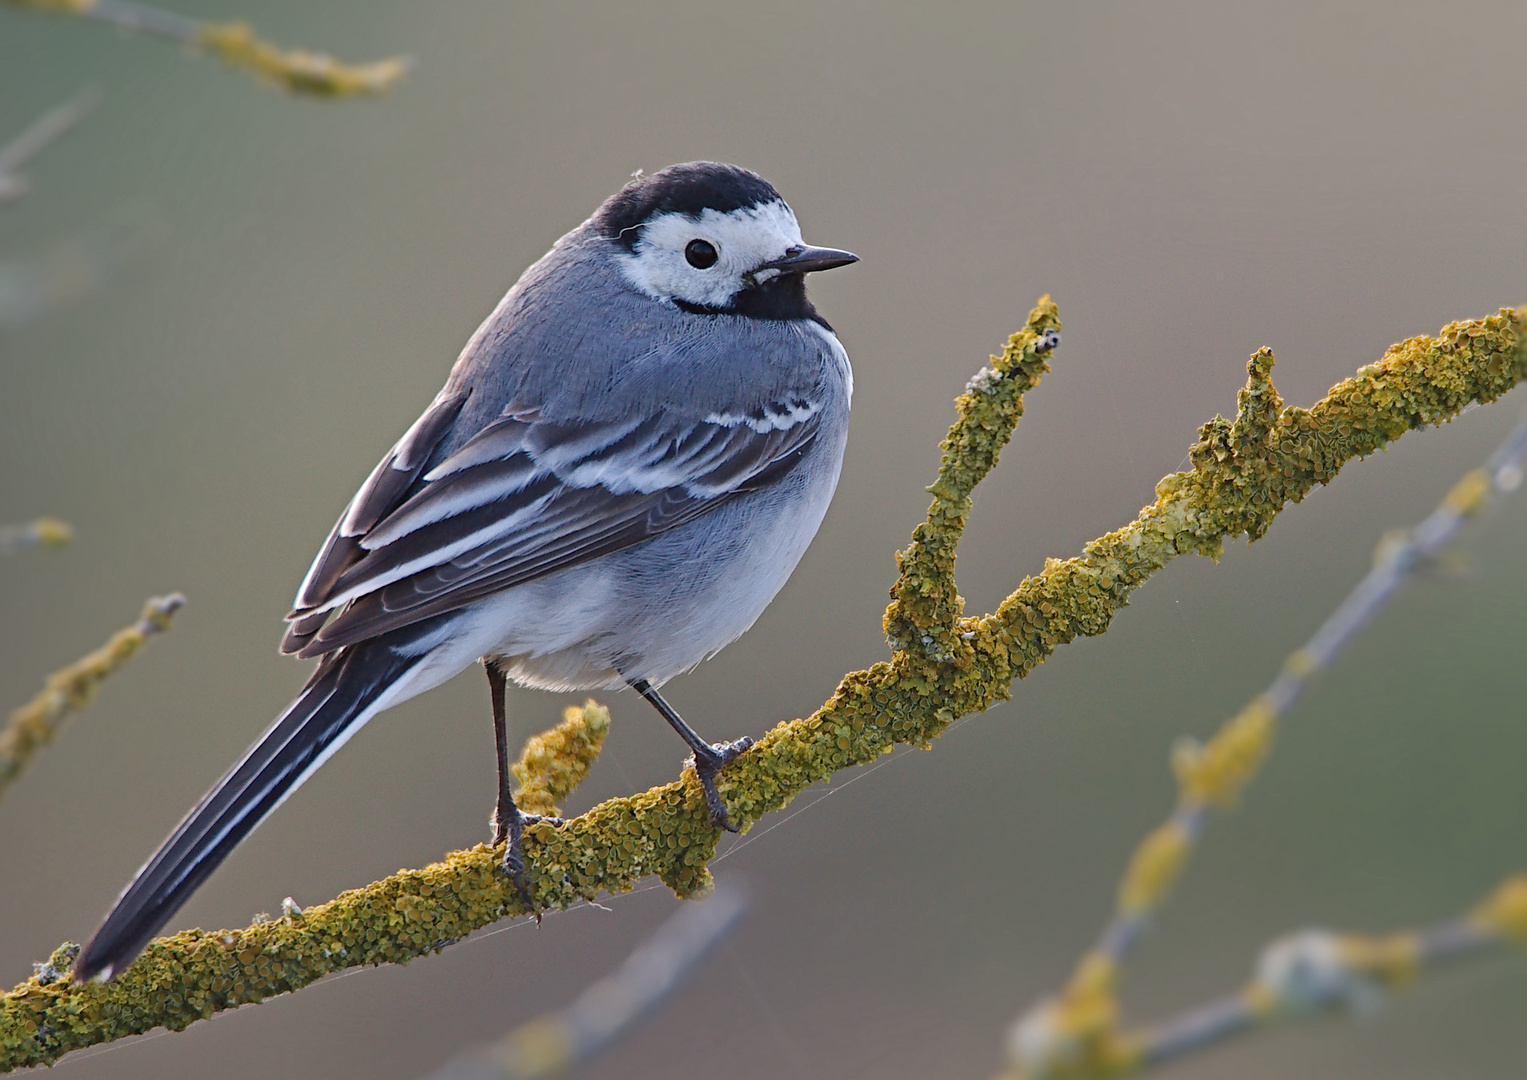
[281,390,825,659]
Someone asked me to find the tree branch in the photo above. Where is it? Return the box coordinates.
[4,300,1524,1071]
[5,0,410,97]
[0,519,72,556]
[426,885,747,1080]
[511,701,610,819]
[0,594,184,804]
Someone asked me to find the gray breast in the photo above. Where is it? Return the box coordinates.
[479,322,852,692]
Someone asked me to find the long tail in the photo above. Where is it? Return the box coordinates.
[74,642,423,982]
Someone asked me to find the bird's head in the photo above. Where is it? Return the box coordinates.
[594,161,857,316]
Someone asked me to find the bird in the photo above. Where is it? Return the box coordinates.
[74,161,858,983]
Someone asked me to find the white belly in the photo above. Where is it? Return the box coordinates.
[447,438,844,692]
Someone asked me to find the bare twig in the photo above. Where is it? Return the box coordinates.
[0,91,94,204]
[427,886,748,1079]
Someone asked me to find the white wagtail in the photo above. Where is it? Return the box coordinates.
[75,162,857,982]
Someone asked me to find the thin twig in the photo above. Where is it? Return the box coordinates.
[0,91,95,204]
[426,886,748,1079]
[1133,875,1527,1070]
[0,594,185,802]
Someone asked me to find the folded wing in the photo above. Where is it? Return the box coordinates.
[282,391,824,658]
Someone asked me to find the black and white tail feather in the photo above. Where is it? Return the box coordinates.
[74,638,429,982]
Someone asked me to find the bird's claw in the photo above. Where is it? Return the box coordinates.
[493,811,564,920]
[692,736,754,832]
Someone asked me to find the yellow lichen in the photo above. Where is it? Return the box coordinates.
[31,517,73,548]
[1171,696,1277,807]
[494,1016,575,1076]
[511,700,612,818]
[1469,874,1527,945]
[1339,932,1420,988]
[196,22,411,97]
[1440,468,1492,517]
[4,0,96,12]
[6,1,410,98]
[0,518,74,555]
[0,594,185,801]
[1117,821,1191,915]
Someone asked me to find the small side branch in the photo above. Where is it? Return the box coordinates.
[426,886,747,1079]
[0,94,94,204]
[5,0,410,98]
[3,304,1523,1070]
[1132,875,1527,1071]
[0,594,184,802]
[0,518,73,556]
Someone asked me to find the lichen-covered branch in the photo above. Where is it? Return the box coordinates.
[1003,407,1527,1079]
[5,0,410,97]
[4,302,1524,1071]
[0,518,72,556]
[0,594,183,803]
[1030,875,1527,1077]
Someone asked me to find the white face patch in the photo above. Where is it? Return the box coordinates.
[614,199,805,309]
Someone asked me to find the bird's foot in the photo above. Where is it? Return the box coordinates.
[691,736,754,832]
[492,809,564,918]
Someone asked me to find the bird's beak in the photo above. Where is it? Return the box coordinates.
[757,245,860,274]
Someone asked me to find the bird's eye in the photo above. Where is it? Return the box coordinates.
[684,239,719,269]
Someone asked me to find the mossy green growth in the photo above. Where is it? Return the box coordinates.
[5,303,1524,1071]
[883,296,1059,662]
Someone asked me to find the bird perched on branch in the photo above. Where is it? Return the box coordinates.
[75,162,857,982]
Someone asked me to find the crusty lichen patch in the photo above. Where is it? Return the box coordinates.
[5,302,1522,1070]
[512,700,611,818]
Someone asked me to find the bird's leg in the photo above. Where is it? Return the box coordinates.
[488,660,515,848]
[485,661,561,915]
[628,678,752,832]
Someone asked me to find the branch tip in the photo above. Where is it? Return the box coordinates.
[511,700,611,818]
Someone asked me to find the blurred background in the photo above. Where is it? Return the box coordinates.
[3,2,1526,1077]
